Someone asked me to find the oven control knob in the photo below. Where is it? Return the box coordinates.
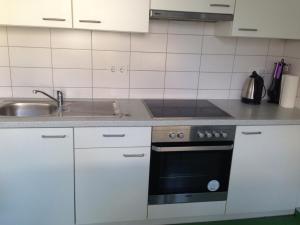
[177,132,185,139]
[168,132,177,139]
[213,131,221,138]
[221,132,228,138]
[205,131,213,138]
[198,131,205,138]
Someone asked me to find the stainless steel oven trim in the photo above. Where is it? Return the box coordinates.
[148,192,228,205]
[152,144,234,152]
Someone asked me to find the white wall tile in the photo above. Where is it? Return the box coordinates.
[93,88,129,99]
[284,40,300,59]
[131,34,167,53]
[165,72,198,89]
[198,73,231,90]
[13,87,53,98]
[51,29,91,49]
[130,89,164,99]
[230,73,249,89]
[92,32,130,51]
[0,47,9,66]
[201,55,234,72]
[7,27,50,47]
[265,56,282,74]
[233,56,266,73]
[229,90,242,99]
[197,90,229,99]
[203,23,216,35]
[93,70,129,88]
[0,87,12,97]
[166,54,200,71]
[11,68,52,87]
[130,71,164,88]
[164,89,197,99]
[149,20,168,34]
[10,47,51,67]
[236,38,269,56]
[0,26,7,46]
[56,88,92,99]
[268,39,285,57]
[202,36,236,55]
[285,57,300,75]
[0,67,11,86]
[168,21,204,35]
[52,49,91,69]
[130,52,165,71]
[93,51,130,70]
[167,35,202,54]
[53,69,92,87]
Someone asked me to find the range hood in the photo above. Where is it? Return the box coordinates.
[150,0,235,22]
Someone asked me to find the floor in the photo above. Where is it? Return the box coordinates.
[179,213,300,225]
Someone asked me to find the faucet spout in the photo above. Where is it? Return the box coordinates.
[32,90,64,110]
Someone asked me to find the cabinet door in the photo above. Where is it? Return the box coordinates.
[226,126,300,215]
[75,147,150,224]
[0,128,74,225]
[73,0,149,32]
[232,0,300,39]
[0,0,72,28]
[151,0,235,14]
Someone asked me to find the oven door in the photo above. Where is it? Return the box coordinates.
[148,142,233,205]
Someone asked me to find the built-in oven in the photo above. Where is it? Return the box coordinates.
[149,126,235,205]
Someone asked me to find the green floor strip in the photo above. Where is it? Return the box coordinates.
[177,212,300,225]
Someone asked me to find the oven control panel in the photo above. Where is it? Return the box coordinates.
[152,126,236,143]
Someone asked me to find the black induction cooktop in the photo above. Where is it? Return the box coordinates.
[143,100,232,118]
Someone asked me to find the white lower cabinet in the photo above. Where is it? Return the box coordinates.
[226,126,300,215]
[0,128,74,225]
[75,147,150,224]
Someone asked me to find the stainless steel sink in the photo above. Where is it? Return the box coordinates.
[0,100,123,117]
[0,102,58,117]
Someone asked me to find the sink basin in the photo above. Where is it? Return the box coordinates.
[0,102,58,117]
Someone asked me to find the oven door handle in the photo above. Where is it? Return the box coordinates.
[151,144,234,152]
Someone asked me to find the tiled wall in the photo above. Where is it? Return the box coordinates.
[284,40,300,107]
[0,21,285,99]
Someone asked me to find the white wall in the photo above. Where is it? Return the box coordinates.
[0,21,285,99]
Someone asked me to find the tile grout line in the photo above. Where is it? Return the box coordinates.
[49,28,55,96]
[90,31,94,99]
[228,37,239,100]
[128,33,132,99]
[162,21,170,99]
[5,26,13,98]
[196,23,205,100]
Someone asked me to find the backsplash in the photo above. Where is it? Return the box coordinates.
[0,21,285,99]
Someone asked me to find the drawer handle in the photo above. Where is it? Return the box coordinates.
[42,18,66,22]
[238,28,258,32]
[210,4,230,7]
[123,154,145,158]
[41,135,67,139]
[79,20,101,24]
[242,132,262,135]
[102,134,126,138]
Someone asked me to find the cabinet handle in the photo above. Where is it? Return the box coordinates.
[210,4,230,7]
[41,135,67,139]
[123,154,145,158]
[79,20,101,24]
[242,132,262,135]
[102,134,126,138]
[238,28,258,32]
[42,18,66,22]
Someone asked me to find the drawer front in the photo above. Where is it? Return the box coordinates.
[75,127,151,148]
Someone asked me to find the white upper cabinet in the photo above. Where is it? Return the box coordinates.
[151,0,235,14]
[73,0,150,32]
[226,126,300,215]
[216,0,300,39]
[0,0,72,28]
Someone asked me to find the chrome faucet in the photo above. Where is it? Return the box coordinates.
[33,90,64,110]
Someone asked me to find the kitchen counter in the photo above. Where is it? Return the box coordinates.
[0,99,300,128]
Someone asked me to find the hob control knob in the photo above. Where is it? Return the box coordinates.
[205,131,213,138]
[221,132,228,138]
[213,131,221,138]
[198,131,205,138]
[169,132,176,139]
[177,132,185,139]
